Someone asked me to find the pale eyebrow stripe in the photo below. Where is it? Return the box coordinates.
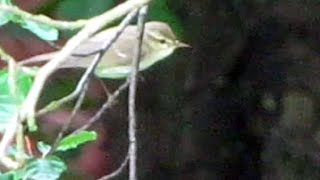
[147,31,162,40]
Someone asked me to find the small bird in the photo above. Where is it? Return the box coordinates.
[21,21,189,79]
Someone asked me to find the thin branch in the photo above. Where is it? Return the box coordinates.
[128,6,148,180]
[0,0,150,160]
[72,80,130,134]
[37,9,138,116]
[0,4,87,30]
[97,152,129,180]
[19,0,150,123]
[0,46,15,63]
[47,81,89,156]
[0,46,17,95]
[45,8,138,157]
[0,115,19,159]
[0,156,19,169]
[15,124,25,163]
[0,48,21,165]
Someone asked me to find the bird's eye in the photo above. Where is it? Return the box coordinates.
[159,39,166,44]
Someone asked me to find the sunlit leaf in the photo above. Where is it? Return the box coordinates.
[0,171,15,180]
[57,131,97,152]
[0,0,13,26]
[0,0,12,4]
[7,145,30,160]
[20,20,59,41]
[21,156,67,180]
[37,142,52,156]
[0,69,33,132]
[0,13,10,26]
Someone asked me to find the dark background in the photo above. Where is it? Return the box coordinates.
[2,0,320,179]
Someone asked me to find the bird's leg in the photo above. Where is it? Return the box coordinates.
[98,79,112,98]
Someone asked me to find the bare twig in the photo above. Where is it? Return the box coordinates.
[0,48,20,162]
[0,0,150,160]
[72,80,130,134]
[37,9,138,116]
[47,82,89,156]
[97,152,129,180]
[20,0,151,123]
[98,79,112,98]
[45,8,139,157]
[15,124,25,163]
[0,115,19,159]
[47,8,136,153]
[0,46,15,63]
[0,4,87,30]
[0,157,19,169]
[128,6,148,180]
[0,46,17,95]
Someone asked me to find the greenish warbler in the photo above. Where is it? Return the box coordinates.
[21,21,189,79]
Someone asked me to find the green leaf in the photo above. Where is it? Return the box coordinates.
[21,156,67,180]
[7,146,30,160]
[0,157,66,180]
[0,0,12,4]
[0,69,33,132]
[37,142,52,156]
[0,12,10,26]
[0,0,58,40]
[57,131,97,152]
[20,20,59,41]
[0,171,15,180]
[0,0,13,26]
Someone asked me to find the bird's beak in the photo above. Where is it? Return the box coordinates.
[176,40,191,48]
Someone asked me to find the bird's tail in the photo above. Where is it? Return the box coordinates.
[18,52,57,66]
[19,51,94,69]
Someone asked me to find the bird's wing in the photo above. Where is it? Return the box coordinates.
[91,27,148,67]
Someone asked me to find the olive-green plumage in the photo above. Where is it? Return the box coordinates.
[22,21,189,79]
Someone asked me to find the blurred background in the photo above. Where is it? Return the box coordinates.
[2,0,320,179]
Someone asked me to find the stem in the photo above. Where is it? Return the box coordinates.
[128,6,148,180]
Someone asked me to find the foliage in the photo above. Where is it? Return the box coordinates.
[0,0,183,178]
[0,0,58,41]
[57,131,97,152]
[0,68,97,179]
[0,157,67,180]
[0,69,32,132]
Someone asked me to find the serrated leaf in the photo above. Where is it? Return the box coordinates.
[0,69,33,132]
[20,20,59,41]
[21,156,67,180]
[57,131,97,152]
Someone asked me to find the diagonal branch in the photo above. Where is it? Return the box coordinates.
[46,9,139,155]
[37,9,138,116]
[97,151,129,180]
[0,0,151,160]
[72,80,130,134]
[0,4,87,30]
[19,0,151,127]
